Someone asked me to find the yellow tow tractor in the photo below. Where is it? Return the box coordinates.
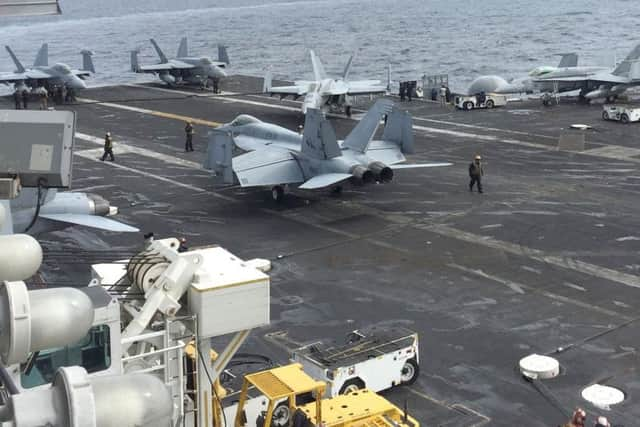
[226,363,419,427]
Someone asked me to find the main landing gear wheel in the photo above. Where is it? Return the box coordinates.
[345,106,352,117]
[401,358,419,385]
[485,99,494,109]
[271,186,285,202]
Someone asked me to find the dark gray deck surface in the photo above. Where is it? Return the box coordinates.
[7,75,640,426]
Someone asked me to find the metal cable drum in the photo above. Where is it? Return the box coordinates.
[126,249,170,294]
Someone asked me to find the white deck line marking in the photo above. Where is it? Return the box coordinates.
[75,131,640,289]
[75,132,203,169]
[411,115,556,140]
[449,263,632,320]
[85,87,640,163]
[429,224,640,290]
[74,149,229,198]
[448,264,525,294]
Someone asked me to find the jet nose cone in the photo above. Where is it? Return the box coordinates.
[209,66,226,79]
[69,77,87,89]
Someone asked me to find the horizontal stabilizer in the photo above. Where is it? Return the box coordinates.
[298,173,352,190]
[39,213,139,232]
[391,162,452,169]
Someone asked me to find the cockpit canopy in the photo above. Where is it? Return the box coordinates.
[200,57,212,65]
[230,115,261,127]
[52,63,72,74]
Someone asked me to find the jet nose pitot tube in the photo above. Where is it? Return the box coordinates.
[349,165,375,185]
[368,161,394,183]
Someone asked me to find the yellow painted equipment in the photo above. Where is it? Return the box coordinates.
[233,363,419,427]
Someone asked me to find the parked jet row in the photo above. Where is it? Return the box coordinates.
[469,44,640,103]
[0,43,94,92]
[131,37,229,87]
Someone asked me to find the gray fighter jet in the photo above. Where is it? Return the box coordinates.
[263,50,388,116]
[1,189,139,235]
[204,99,451,202]
[533,43,640,102]
[467,53,607,95]
[131,37,229,87]
[0,43,94,92]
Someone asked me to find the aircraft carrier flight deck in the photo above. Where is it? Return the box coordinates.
[6,76,640,427]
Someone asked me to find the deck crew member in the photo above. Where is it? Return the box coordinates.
[185,121,194,152]
[38,88,48,110]
[563,408,586,427]
[178,237,189,253]
[594,416,610,427]
[439,84,447,106]
[468,155,484,193]
[101,132,115,162]
[13,90,21,109]
[22,90,29,109]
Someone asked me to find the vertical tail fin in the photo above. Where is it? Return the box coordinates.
[309,49,326,81]
[382,106,414,154]
[150,39,168,63]
[205,130,235,184]
[342,52,355,80]
[33,43,48,67]
[630,61,640,81]
[5,46,25,73]
[130,49,140,72]
[80,50,95,73]
[557,53,577,68]
[177,37,188,58]
[301,109,341,160]
[218,45,230,65]
[613,44,640,76]
[263,69,272,93]
[344,99,393,153]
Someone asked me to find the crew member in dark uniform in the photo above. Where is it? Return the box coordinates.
[185,121,194,152]
[13,90,21,109]
[101,132,115,161]
[178,237,189,253]
[399,82,406,101]
[22,90,29,109]
[469,154,484,193]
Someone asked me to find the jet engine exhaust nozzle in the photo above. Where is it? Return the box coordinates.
[349,165,374,185]
[368,161,394,183]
